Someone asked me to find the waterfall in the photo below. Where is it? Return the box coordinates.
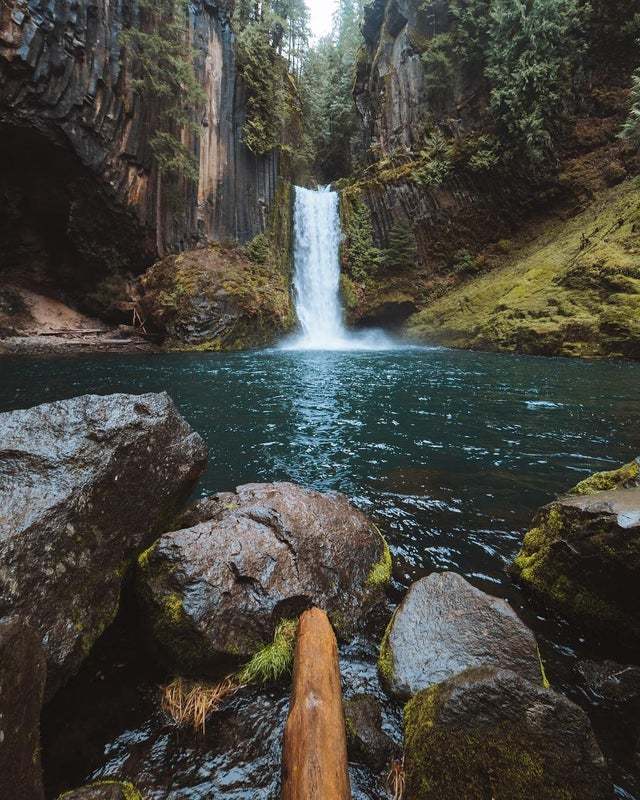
[283,186,393,351]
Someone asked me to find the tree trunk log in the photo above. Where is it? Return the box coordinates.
[281,608,352,800]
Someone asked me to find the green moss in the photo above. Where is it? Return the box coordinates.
[138,541,158,571]
[406,180,640,359]
[570,459,640,495]
[403,683,576,799]
[58,781,143,800]
[366,528,393,588]
[537,646,551,689]
[237,618,297,685]
[377,615,395,686]
[513,494,637,639]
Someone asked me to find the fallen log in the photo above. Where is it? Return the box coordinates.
[281,608,352,800]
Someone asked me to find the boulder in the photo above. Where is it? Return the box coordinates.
[0,393,207,694]
[379,572,540,699]
[404,667,611,800]
[344,693,395,771]
[0,617,46,800]
[138,482,390,674]
[281,608,351,800]
[57,782,142,800]
[512,459,640,644]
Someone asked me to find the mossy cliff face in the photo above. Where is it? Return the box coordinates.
[139,246,293,351]
[138,181,294,351]
[403,667,611,800]
[512,459,640,643]
[405,180,640,359]
[344,0,640,350]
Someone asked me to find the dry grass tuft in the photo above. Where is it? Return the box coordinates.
[387,754,406,800]
[162,676,240,734]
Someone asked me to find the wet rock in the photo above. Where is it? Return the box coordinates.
[576,659,640,712]
[282,608,351,800]
[0,392,207,695]
[379,572,540,699]
[512,460,640,644]
[57,782,142,800]
[138,246,294,350]
[0,617,46,800]
[138,482,390,674]
[344,693,395,772]
[403,667,611,800]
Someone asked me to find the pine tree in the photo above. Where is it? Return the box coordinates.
[485,0,587,162]
[621,69,640,147]
[120,0,206,181]
[385,222,418,272]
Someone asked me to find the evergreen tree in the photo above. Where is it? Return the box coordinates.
[485,0,587,162]
[120,0,206,181]
[343,201,383,280]
[385,222,418,271]
[621,69,640,147]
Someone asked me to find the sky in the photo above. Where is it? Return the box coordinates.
[307,0,338,41]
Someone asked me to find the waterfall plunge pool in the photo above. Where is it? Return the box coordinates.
[2,347,640,798]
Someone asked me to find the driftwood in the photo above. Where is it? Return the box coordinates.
[281,608,352,800]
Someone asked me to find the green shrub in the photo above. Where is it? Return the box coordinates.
[385,221,418,271]
[343,200,384,280]
[246,233,271,264]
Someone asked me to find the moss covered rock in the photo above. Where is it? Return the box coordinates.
[379,572,540,699]
[138,242,294,351]
[137,483,391,675]
[512,460,640,643]
[403,667,611,800]
[57,781,142,800]
[405,181,640,360]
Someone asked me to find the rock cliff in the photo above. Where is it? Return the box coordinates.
[344,0,640,355]
[0,0,279,292]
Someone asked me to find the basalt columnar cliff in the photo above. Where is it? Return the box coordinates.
[340,0,640,358]
[0,0,280,292]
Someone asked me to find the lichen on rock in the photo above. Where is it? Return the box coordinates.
[137,483,389,675]
[512,460,640,643]
[403,667,611,800]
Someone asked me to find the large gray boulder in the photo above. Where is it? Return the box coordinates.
[0,393,207,694]
[0,617,46,800]
[512,458,640,644]
[138,482,390,674]
[403,667,611,800]
[379,572,541,699]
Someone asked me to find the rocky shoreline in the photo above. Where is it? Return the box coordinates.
[1,391,638,798]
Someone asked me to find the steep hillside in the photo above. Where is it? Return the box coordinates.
[406,179,640,358]
[340,0,640,358]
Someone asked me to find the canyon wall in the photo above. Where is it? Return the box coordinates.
[0,0,278,288]
[352,0,631,257]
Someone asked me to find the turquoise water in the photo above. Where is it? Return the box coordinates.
[2,348,640,797]
[2,348,638,596]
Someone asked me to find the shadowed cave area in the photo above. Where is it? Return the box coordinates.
[0,124,148,307]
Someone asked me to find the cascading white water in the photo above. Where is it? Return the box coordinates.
[283,185,393,351]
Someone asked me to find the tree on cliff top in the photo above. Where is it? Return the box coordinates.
[485,0,587,162]
[120,0,206,181]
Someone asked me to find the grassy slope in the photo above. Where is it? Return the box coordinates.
[405,179,640,359]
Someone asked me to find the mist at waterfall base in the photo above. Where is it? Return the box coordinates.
[281,186,399,351]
